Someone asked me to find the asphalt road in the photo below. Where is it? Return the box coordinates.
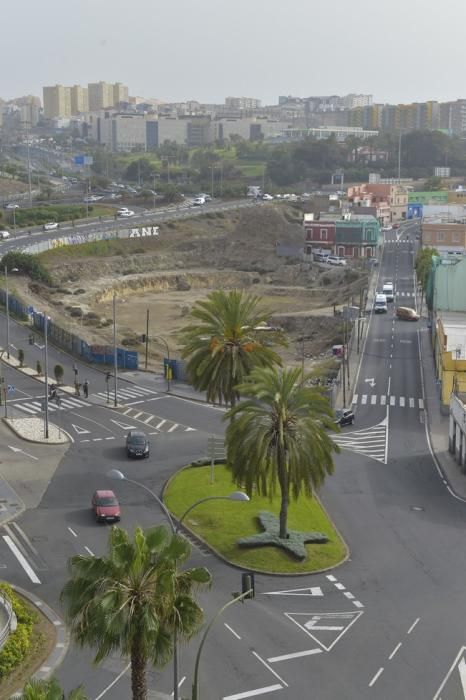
[2,223,466,698]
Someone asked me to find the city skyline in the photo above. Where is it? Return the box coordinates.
[2,0,466,106]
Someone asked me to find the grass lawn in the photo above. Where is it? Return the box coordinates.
[164,465,347,574]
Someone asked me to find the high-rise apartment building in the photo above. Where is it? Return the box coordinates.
[43,84,71,119]
[225,96,261,110]
[88,82,128,111]
[70,85,89,115]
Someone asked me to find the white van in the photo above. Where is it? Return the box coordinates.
[375,294,388,313]
[382,282,394,301]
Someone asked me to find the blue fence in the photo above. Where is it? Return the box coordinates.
[0,288,138,369]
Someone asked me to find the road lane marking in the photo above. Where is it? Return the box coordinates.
[409,398,414,408]
[390,396,395,406]
[381,395,386,405]
[170,676,186,697]
[267,649,322,663]
[167,423,179,432]
[156,419,167,429]
[343,592,355,600]
[353,601,364,608]
[335,583,345,590]
[419,398,424,409]
[3,535,40,584]
[222,685,283,700]
[84,546,94,557]
[369,667,384,687]
[352,394,358,404]
[68,527,77,537]
[389,642,402,660]
[252,651,288,686]
[361,395,367,404]
[93,662,131,700]
[407,617,420,634]
[326,575,337,582]
[224,623,241,639]
[399,396,405,407]
[371,395,377,405]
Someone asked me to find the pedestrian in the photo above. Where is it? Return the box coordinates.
[83,380,89,398]
[75,382,81,397]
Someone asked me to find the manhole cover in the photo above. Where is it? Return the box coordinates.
[411,506,424,512]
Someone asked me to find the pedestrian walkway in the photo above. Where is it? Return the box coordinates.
[11,395,91,415]
[352,394,424,409]
[92,384,158,405]
[116,405,196,434]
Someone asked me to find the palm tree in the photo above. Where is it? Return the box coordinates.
[225,366,340,539]
[179,289,285,406]
[19,677,87,699]
[60,526,211,700]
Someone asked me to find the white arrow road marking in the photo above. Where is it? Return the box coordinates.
[71,424,91,435]
[8,445,38,461]
[263,587,323,597]
[365,378,376,387]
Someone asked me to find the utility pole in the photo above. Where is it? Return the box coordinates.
[44,315,49,439]
[5,266,10,359]
[113,294,118,407]
[211,165,214,200]
[145,308,149,371]
[397,129,402,183]
[24,121,32,205]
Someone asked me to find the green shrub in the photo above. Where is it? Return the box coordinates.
[0,582,37,678]
[1,252,52,285]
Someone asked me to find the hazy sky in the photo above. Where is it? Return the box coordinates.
[4,0,466,105]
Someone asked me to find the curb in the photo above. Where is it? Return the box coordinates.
[2,418,70,446]
[162,464,350,577]
[10,584,69,693]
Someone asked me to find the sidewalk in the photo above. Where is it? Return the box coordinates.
[418,317,466,499]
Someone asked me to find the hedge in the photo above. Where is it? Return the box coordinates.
[1,252,52,285]
[0,582,37,679]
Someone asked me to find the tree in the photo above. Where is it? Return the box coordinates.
[36,360,42,376]
[179,290,285,406]
[19,677,88,699]
[18,348,24,367]
[225,366,339,538]
[54,364,64,384]
[423,176,444,191]
[60,525,211,700]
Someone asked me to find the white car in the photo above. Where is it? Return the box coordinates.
[262,194,274,201]
[382,226,392,232]
[5,203,19,210]
[327,255,347,266]
[117,208,135,217]
[43,222,59,231]
[192,197,205,206]
[84,195,103,203]
[0,230,11,239]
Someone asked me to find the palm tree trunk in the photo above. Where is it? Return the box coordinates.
[131,639,147,700]
[277,450,289,539]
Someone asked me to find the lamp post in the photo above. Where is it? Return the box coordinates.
[107,469,249,700]
[4,266,10,360]
[112,293,118,407]
[44,315,49,439]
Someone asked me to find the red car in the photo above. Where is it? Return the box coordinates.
[392,223,399,229]
[92,490,121,523]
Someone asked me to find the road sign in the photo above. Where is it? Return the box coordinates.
[7,385,15,393]
[285,611,363,651]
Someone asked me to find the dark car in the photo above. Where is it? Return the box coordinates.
[92,490,121,523]
[126,430,150,458]
[335,408,355,427]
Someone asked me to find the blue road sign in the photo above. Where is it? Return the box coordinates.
[7,385,15,393]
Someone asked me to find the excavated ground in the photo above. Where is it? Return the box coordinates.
[11,205,368,373]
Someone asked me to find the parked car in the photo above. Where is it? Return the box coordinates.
[192,197,205,206]
[262,193,274,201]
[335,408,355,426]
[126,430,150,458]
[92,490,121,523]
[117,208,135,217]
[375,293,388,313]
[83,195,102,203]
[313,251,330,263]
[396,306,419,321]
[0,230,11,239]
[392,223,399,229]
[4,203,19,210]
[327,255,347,266]
[381,226,392,232]
[43,222,58,230]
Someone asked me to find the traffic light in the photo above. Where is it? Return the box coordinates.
[241,573,255,600]
[141,334,147,343]
[28,334,34,345]
[106,371,111,382]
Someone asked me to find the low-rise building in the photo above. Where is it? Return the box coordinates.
[433,311,466,409]
[347,183,408,223]
[304,214,380,258]
[421,222,466,255]
[449,393,466,469]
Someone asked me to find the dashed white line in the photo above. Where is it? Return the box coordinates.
[326,575,337,582]
[222,685,283,700]
[335,583,345,590]
[168,423,179,433]
[407,617,420,634]
[369,667,384,687]
[267,649,322,663]
[93,662,131,700]
[224,623,241,640]
[68,527,78,538]
[389,642,402,660]
[353,600,364,608]
[344,592,355,600]
[84,546,94,557]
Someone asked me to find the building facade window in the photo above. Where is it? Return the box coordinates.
[321,229,328,240]
[423,232,431,242]
[338,246,345,257]
[452,233,460,242]
[437,232,445,242]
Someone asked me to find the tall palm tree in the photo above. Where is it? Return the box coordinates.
[179,289,285,406]
[19,677,87,699]
[225,366,340,539]
[60,526,211,700]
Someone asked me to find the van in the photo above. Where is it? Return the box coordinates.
[313,250,330,263]
[382,282,394,301]
[396,307,419,321]
[375,294,388,313]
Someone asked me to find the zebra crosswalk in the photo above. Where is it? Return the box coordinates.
[10,384,159,416]
[352,394,424,409]
[116,405,196,434]
[333,416,388,464]
[395,291,414,297]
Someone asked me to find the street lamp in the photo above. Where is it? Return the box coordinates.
[106,469,249,700]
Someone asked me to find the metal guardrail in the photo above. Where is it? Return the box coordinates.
[0,592,15,649]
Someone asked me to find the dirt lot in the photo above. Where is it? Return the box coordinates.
[11,205,368,374]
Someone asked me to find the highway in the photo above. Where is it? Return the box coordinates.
[1,222,466,698]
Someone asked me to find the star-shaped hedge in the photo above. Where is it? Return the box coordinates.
[238,511,328,560]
